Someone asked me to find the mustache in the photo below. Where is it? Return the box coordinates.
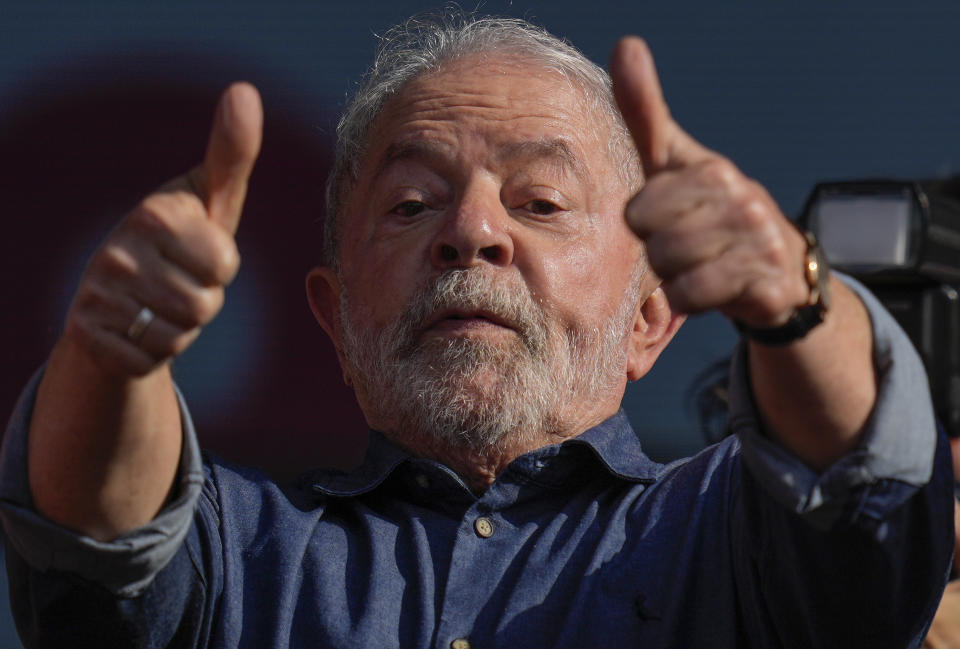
[394,268,548,356]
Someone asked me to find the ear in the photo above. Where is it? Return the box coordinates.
[626,285,685,381]
[305,266,350,384]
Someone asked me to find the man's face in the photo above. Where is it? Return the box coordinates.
[327,54,651,448]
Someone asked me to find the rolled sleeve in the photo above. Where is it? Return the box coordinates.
[731,274,938,528]
[0,368,204,597]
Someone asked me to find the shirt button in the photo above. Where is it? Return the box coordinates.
[414,473,430,489]
[474,516,494,538]
[451,638,471,649]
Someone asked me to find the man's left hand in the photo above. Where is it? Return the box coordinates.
[611,37,810,330]
[611,37,877,468]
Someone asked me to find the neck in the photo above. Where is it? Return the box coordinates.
[379,411,609,494]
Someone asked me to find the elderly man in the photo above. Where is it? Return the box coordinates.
[1,13,953,648]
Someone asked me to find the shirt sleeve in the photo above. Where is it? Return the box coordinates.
[0,368,205,597]
[724,274,954,647]
[729,272,939,528]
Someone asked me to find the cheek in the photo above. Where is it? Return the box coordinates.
[341,255,418,329]
[537,236,625,331]
[534,195,641,328]
[339,216,436,328]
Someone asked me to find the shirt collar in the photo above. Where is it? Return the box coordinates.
[561,409,663,483]
[302,409,663,497]
[300,430,409,497]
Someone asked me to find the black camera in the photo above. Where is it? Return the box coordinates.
[799,177,960,437]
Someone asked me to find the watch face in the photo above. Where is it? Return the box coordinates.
[803,230,831,311]
[814,244,832,310]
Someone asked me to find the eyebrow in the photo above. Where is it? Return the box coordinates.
[497,138,588,182]
[372,137,589,182]
[373,140,451,181]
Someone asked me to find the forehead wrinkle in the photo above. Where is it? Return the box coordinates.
[498,137,589,184]
[366,68,599,185]
[391,100,575,126]
[384,85,516,125]
[373,139,454,181]
[387,67,585,125]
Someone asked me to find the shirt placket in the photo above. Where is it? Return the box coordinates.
[433,496,513,649]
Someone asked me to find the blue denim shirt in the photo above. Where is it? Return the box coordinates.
[1,279,954,648]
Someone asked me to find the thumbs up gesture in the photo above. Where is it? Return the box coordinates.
[64,83,263,376]
[611,38,810,329]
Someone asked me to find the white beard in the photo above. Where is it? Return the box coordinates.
[339,266,642,451]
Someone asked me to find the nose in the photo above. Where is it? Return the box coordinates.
[430,180,514,269]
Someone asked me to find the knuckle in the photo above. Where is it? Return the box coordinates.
[751,221,792,271]
[72,279,110,312]
[133,192,203,237]
[735,195,771,231]
[131,197,177,238]
[152,286,200,329]
[91,242,138,279]
[734,267,809,327]
[194,287,225,324]
[751,281,785,310]
[698,157,739,190]
[742,282,792,324]
[168,189,205,216]
[151,278,221,328]
[209,235,241,285]
[184,221,240,286]
[176,287,223,327]
[175,299,205,329]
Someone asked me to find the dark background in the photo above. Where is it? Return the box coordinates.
[1,0,958,644]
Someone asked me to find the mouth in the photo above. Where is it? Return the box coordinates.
[422,308,517,336]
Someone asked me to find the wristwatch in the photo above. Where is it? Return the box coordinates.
[735,230,831,346]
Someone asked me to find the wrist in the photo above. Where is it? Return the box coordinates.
[736,229,831,346]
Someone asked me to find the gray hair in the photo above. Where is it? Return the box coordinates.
[322,10,641,268]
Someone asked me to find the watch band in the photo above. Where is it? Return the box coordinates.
[735,230,831,346]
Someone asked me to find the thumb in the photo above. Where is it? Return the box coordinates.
[610,37,711,177]
[193,82,263,234]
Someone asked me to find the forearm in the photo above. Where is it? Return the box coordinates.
[27,336,182,541]
[748,277,876,470]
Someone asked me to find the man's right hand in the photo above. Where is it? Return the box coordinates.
[27,83,262,540]
[65,82,262,376]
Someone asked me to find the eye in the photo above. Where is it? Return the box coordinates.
[524,199,561,216]
[390,200,427,218]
